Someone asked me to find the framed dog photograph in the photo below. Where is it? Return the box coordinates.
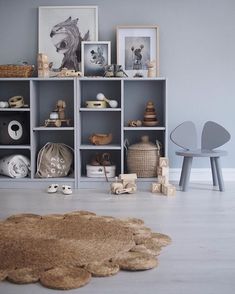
[116,26,159,78]
[38,6,98,72]
[81,41,111,76]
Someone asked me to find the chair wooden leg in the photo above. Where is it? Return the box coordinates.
[210,157,218,186]
[179,157,187,187]
[182,157,193,192]
[214,157,225,192]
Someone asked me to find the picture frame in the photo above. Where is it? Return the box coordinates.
[116,26,159,78]
[38,6,98,71]
[81,41,111,76]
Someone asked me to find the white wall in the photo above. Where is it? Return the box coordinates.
[0,0,234,168]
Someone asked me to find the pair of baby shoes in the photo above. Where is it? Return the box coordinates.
[47,184,72,195]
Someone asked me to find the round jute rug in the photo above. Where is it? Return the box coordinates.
[0,211,171,290]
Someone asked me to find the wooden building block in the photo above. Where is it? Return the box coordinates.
[162,184,176,196]
[159,157,169,167]
[157,166,169,176]
[151,183,162,193]
[158,175,169,184]
[157,166,162,175]
[161,166,169,176]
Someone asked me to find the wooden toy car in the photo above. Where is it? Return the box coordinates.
[44,119,70,127]
[57,68,82,77]
[110,173,137,194]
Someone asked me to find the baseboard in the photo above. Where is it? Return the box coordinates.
[169,168,235,182]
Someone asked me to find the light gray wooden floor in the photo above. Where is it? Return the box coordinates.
[0,182,235,294]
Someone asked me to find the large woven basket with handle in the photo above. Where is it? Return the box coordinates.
[0,64,34,78]
[126,136,161,178]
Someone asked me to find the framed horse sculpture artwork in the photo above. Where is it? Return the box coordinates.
[38,6,98,72]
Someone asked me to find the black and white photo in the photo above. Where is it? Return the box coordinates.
[117,26,159,77]
[125,37,150,70]
[38,6,98,71]
[81,41,111,76]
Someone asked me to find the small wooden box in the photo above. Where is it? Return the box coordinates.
[85,101,107,108]
[86,165,116,178]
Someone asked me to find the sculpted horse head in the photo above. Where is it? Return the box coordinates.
[50,17,90,71]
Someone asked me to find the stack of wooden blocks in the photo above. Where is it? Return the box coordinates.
[152,157,176,196]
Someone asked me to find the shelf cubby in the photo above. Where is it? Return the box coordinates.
[31,79,75,128]
[80,111,121,146]
[0,79,30,107]
[79,149,121,179]
[0,148,31,181]
[79,79,122,109]
[123,79,166,128]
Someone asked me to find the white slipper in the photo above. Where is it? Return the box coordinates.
[47,184,59,193]
[62,185,72,195]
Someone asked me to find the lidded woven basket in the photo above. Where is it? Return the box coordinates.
[126,136,161,178]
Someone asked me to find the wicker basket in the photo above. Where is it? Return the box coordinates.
[0,65,34,78]
[126,136,161,178]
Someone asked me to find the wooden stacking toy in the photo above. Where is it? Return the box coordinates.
[143,101,158,127]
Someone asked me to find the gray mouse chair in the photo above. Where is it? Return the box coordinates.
[170,121,231,191]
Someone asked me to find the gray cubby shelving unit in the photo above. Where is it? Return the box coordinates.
[0,77,167,189]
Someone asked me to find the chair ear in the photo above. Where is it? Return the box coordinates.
[170,121,197,150]
[201,121,231,150]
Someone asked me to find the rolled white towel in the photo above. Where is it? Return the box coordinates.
[0,155,30,178]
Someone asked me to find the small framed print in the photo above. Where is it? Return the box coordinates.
[116,26,159,77]
[81,41,111,76]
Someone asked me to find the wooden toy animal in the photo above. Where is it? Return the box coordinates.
[89,133,113,145]
[55,100,66,120]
